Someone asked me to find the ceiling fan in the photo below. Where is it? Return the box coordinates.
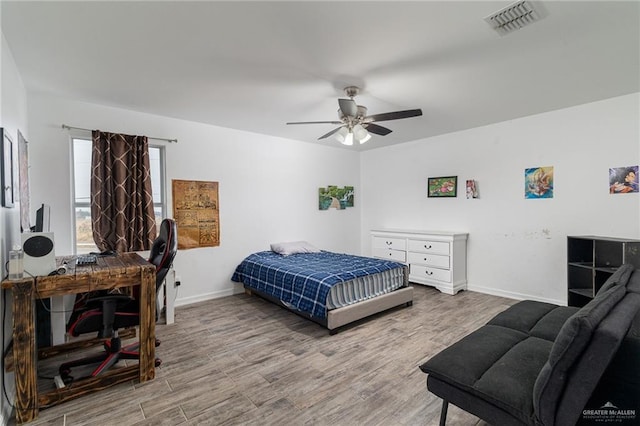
[286,86,423,145]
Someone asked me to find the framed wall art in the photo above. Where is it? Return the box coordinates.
[609,165,638,194]
[466,179,479,199]
[172,179,220,249]
[319,185,354,210]
[1,128,14,208]
[428,176,457,198]
[18,130,30,229]
[525,166,553,199]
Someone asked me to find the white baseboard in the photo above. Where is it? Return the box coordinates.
[172,283,566,311]
[467,284,565,306]
[173,287,242,308]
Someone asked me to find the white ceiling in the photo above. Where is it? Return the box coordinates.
[2,1,639,150]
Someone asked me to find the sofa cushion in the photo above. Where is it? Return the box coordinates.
[488,300,579,342]
[586,310,640,413]
[420,325,528,388]
[528,307,579,341]
[597,263,635,295]
[533,283,626,425]
[474,336,553,424]
[487,300,558,335]
[556,292,640,425]
[627,267,640,294]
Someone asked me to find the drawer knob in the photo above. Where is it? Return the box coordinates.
[424,244,432,249]
[425,270,433,276]
[386,241,392,246]
[423,257,428,261]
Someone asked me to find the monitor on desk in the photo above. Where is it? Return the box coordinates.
[33,203,51,232]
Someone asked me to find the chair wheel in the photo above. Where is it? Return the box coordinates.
[155,359,162,367]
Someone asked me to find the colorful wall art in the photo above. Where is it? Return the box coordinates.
[319,185,354,210]
[172,179,220,248]
[428,176,457,198]
[525,166,554,199]
[609,165,638,194]
[466,180,478,199]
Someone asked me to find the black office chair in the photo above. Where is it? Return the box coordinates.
[59,218,178,383]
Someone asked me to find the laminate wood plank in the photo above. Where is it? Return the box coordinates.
[217,397,311,426]
[131,406,186,426]
[21,286,513,425]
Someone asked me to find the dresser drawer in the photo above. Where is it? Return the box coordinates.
[410,264,451,283]
[373,248,406,262]
[408,252,450,269]
[373,236,407,251]
[407,239,449,255]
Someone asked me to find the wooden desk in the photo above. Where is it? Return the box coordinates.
[1,252,156,424]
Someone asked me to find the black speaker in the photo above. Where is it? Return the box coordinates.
[22,232,56,276]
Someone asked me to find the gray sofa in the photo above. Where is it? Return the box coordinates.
[419,264,640,425]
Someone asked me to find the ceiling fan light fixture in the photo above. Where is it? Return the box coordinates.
[353,124,371,144]
[359,132,372,144]
[287,85,422,146]
[335,127,348,143]
[342,131,354,146]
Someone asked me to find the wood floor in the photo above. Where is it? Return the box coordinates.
[15,285,516,426]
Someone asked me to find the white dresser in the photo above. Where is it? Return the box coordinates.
[371,229,468,295]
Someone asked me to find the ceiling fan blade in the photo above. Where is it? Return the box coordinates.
[366,109,423,122]
[318,126,344,140]
[338,98,358,117]
[365,123,393,136]
[286,121,343,125]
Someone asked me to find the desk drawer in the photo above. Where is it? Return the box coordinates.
[408,252,450,269]
[373,236,406,251]
[373,248,406,262]
[410,264,451,283]
[408,239,449,255]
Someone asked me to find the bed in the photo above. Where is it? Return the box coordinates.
[231,243,413,333]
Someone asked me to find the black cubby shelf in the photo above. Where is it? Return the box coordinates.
[567,236,640,307]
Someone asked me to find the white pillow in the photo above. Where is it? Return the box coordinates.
[270,241,321,256]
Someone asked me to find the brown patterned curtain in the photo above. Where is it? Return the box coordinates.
[91,130,157,252]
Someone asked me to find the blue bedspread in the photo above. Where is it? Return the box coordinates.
[231,251,404,319]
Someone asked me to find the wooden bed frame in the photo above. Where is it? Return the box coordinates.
[244,265,413,334]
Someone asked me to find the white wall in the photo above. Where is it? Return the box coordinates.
[27,94,362,305]
[22,92,640,308]
[0,31,28,426]
[360,93,640,305]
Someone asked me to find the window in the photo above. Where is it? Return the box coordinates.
[72,137,166,254]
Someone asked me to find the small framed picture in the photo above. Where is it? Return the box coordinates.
[428,176,457,198]
[1,128,14,208]
[466,180,478,199]
[609,165,638,194]
[525,166,553,199]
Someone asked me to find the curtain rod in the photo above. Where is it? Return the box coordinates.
[61,124,178,143]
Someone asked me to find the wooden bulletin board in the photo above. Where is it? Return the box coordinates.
[172,179,220,249]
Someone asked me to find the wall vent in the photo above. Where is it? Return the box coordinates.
[485,1,542,35]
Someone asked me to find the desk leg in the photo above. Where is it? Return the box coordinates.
[138,267,156,382]
[12,281,38,424]
[165,269,176,325]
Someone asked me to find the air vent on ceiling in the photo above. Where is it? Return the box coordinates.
[485,1,542,35]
